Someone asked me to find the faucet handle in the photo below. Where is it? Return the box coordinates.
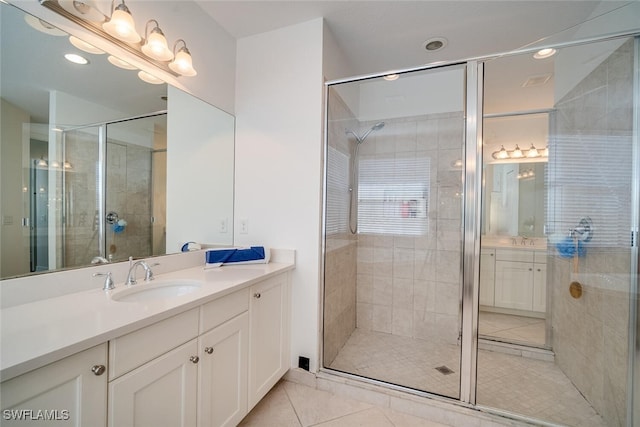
[93,272,115,291]
[144,262,160,282]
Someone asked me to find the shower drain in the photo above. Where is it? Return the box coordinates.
[435,365,455,375]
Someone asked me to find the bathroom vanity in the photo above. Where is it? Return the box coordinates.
[480,245,547,316]
[0,254,294,427]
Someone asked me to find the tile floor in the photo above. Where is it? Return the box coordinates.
[239,379,453,427]
[325,326,605,427]
[478,312,546,346]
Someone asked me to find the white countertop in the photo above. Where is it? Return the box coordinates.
[0,261,294,382]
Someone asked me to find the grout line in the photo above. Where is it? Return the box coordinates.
[281,380,304,427]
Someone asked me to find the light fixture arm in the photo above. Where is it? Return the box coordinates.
[172,39,190,56]
[144,19,161,40]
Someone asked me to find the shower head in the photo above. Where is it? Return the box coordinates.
[345,121,385,144]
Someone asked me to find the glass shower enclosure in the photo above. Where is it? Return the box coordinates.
[28,113,167,272]
[322,35,639,426]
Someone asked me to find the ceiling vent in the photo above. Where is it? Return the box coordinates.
[522,74,552,87]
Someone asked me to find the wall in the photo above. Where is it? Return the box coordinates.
[354,112,464,345]
[549,39,634,427]
[235,18,325,372]
[166,86,235,252]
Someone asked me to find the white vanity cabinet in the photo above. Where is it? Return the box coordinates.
[493,249,546,313]
[248,273,291,410]
[0,343,108,427]
[198,289,249,427]
[0,270,292,427]
[108,272,290,427]
[108,309,200,427]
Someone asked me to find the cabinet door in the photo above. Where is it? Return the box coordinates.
[1,344,107,427]
[248,273,290,410]
[532,263,547,313]
[494,261,533,310]
[198,313,249,427]
[108,340,198,427]
[479,249,495,306]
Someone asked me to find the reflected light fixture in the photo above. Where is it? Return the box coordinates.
[169,39,197,76]
[138,70,164,85]
[69,35,104,54]
[383,74,399,81]
[102,0,141,43]
[107,55,137,70]
[141,20,173,61]
[64,53,89,64]
[534,48,557,59]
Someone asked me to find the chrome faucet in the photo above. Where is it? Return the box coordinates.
[125,260,156,286]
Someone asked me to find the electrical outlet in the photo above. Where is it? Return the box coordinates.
[239,218,248,234]
[219,218,227,233]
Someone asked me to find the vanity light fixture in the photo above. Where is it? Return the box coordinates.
[493,145,509,160]
[69,35,104,54]
[383,74,399,81]
[64,53,89,65]
[102,0,141,43]
[511,145,523,158]
[169,39,197,76]
[42,0,197,78]
[141,20,173,61]
[526,144,540,158]
[492,144,548,161]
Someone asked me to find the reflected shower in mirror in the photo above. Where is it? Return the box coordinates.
[0,2,234,279]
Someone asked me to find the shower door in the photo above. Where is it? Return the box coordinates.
[323,64,467,399]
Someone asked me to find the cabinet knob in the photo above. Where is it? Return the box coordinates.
[190,356,199,364]
[91,365,106,376]
[529,268,533,271]
[204,347,214,354]
[537,268,541,272]
[253,292,261,299]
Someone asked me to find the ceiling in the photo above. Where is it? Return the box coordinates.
[196,1,636,77]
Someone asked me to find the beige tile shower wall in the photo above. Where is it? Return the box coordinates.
[105,142,153,262]
[323,89,358,366]
[356,113,464,346]
[550,40,633,427]
[63,131,100,268]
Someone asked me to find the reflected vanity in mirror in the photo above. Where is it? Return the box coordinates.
[0,2,234,279]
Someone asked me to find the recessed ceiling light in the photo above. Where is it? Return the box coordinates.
[383,74,399,81]
[138,71,164,85]
[423,37,448,52]
[533,48,557,59]
[107,55,137,70]
[69,36,104,54]
[64,53,89,65]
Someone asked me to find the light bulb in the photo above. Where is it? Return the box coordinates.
[103,3,141,43]
[511,145,523,158]
[526,144,540,158]
[169,44,197,76]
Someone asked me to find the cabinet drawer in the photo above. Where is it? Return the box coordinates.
[200,288,249,333]
[109,308,199,380]
[495,248,534,263]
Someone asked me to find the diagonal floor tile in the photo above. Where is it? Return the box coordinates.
[239,381,301,427]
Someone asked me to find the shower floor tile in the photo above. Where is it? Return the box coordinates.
[328,328,605,427]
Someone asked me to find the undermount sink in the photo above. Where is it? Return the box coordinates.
[111,280,203,303]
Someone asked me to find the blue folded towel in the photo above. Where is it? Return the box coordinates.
[205,246,269,268]
[555,237,586,258]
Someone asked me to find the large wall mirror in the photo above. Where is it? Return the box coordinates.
[0,2,234,279]
[481,112,549,239]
